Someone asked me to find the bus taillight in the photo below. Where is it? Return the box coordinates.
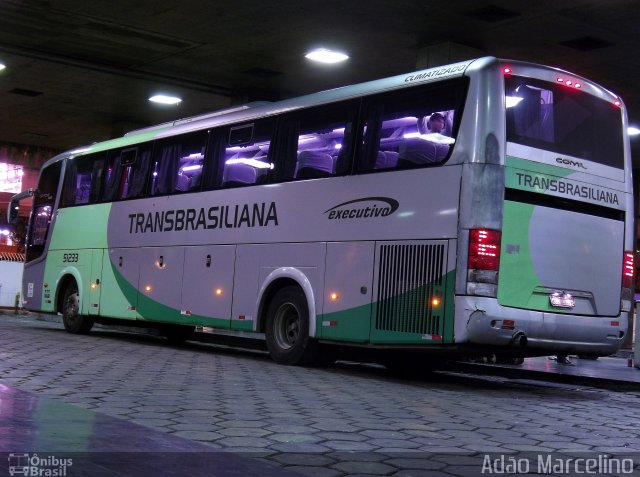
[467,228,501,297]
[468,229,501,271]
[622,251,634,289]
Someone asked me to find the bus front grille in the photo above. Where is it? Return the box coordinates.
[375,243,445,335]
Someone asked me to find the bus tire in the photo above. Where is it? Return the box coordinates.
[265,286,318,366]
[61,282,94,334]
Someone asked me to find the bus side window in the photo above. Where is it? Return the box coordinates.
[274,101,358,182]
[150,131,208,196]
[217,120,274,188]
[61,153,105,207]
[358,80,466,173]
[102,145,152,201]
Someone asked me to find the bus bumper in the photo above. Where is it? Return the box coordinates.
[454,295,627,355]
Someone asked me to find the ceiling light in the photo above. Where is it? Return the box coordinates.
[0,63,6,71]
[305,48,349,64]
[628,127,640,136]
[149,95,182,105]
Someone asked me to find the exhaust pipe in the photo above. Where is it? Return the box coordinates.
[510,331,528,347]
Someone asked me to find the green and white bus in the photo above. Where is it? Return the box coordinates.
[9,57,634,365]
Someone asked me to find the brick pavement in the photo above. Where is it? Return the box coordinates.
[0,313,639,476]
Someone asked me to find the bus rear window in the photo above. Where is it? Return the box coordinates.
[505,76,624,169]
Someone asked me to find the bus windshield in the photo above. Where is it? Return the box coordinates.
[505,75,624,169]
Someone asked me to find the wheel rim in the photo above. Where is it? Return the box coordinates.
[273,302,300,350]
[64,292,79,323]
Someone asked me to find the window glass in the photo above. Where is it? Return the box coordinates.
[505,75,624,168]
[34,161,61,207]
[103,145,152,201]
[207,120,273,188]
[276,102,357,181]
[30,206,51,247]
[61,153,105,207]
[359,79,467,172]
[26,161,61,262]
[150,132,208,195]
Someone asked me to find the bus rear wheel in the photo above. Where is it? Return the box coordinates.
[265,286,318,366]
[61,282,94,334]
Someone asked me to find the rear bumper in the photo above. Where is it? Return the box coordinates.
[455,295,627,355]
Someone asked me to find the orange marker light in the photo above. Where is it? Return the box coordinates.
[432,298,441,307]
[215,288,223,296]
[330,292,340,301]
[91,283,97,289]
[145,285,152,293]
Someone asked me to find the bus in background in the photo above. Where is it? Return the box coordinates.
[8,57,634,367]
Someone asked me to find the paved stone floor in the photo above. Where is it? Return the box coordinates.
[1,313,640,476]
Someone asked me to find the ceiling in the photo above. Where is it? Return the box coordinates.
[1,0,639,161]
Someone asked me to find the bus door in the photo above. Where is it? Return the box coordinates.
[99,248,139,320]
[20,161,62,311]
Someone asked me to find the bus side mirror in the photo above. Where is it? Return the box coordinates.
[7,189,35,224]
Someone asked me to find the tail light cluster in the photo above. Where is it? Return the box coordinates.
[467,228,501,297]
[622,251,635,289]
[622,251,635,304]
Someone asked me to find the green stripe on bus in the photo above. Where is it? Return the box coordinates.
[109,258,230,328]
[318,270,455,344]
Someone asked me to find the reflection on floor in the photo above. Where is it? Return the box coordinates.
[0,384,296,476]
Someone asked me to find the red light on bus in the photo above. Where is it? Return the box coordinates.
[503,67,512,74]
[614,99,622,107]
[622,251,634,288]
[468,228,501,271]
[501,320,515,330]
[558,78,583,89]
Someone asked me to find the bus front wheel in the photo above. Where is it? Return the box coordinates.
[61,282,94,334]
[265,286,318,366]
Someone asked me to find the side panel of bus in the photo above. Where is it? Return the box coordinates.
[320,241,375,343]
[100,248,138,319]
[181,245,235,328]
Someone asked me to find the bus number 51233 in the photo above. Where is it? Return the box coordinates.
[62,253,79,263]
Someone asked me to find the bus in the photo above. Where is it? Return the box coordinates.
[8,56,634,366]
